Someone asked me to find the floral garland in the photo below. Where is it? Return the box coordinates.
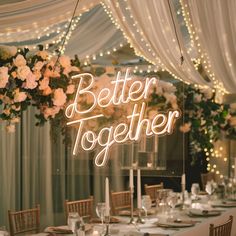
[178,85,236,164]
[0,45,178,136]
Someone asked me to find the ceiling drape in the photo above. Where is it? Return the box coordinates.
[103,0,211,87]
[181,0,236,93]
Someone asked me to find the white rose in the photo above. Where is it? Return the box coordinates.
[13,54,26,67]
[17,65,31,81]
[194,94,202,103]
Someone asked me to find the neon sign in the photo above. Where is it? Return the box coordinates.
[65,69,181,166]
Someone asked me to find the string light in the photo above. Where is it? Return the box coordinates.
[180,0,227,96]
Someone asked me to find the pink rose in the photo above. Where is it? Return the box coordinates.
[43,106,60,119]
[11,117,20,123]
[229,116,236,126]
[24,72,37,89]
[14,89,27,102]
[13,54,26,67]
[17,65,31,81]
[59,55,71,68]
[43,86,52,96]
[66,84,75,94]
[53,88,67,106]
[0,66,9,88]
[39,77,49,90]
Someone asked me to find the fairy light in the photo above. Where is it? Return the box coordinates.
[180,0,227,96]
[101,1,190,84]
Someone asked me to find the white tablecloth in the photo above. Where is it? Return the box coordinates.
[107,207,236,236]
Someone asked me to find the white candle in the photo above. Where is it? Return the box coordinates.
[137,169,141,209]
[181,173,186,185]
[129,169,133,189]
[105,177,110,216]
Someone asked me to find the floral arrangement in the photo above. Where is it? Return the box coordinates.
[0,45,179,136]
[178,85,236,164]
[0,45,83,132]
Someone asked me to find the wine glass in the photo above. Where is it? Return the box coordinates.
[141,195,152,217]
[167,192,178,217]
[205,181,215,195]
[96,202,106,225]
[191,183,200,200]
[67,212,80,233]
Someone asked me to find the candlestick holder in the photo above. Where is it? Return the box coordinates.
[103,216,110,236]
[128,187,136,224]
[181,183,186,210]
[136,208,145,224]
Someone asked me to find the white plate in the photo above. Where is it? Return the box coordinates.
[155,219,195,228]
[188,209,221,217]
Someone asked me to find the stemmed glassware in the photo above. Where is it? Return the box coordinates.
[191,183,200,200]
[141,195,152,217]
[96,202,106,226]
[67,212,80,233]
[167,191,178,217]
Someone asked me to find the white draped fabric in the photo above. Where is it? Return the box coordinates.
[0,3,126,60]
[181,0,236,93]
[0,0,99,32]
[104,0,211,87]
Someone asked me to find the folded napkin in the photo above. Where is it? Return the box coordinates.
[90,217,120,223]
[45,226,72,234]
[118,209,155,216]
[128,231,169,236]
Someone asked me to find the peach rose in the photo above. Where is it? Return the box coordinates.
[53,88,67,106]
[37,50,48,60]
[6,124,15,133]
[59,55,71,68]
[66,84,75,94]
[43,86,52,96]
[14,89,27,102]
[39,77,49,90]
[43,106,60,119]
[0,66,9,88]
[17,65,31,81]
[13,54,26,67]
[179,122,191,133]
[34,61,44,71]
[24,72,37,89]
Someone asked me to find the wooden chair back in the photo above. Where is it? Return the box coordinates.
[201,172,216,189]
[209,215,233,236]
[111,191,131,215]
[144,183,164,203]
[8,205,40,236]
[65,196,94,220]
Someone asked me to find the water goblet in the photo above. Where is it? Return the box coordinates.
[67,212,80,233]
[141,195,152,217]
[191,183,200,200]
[96,202,106,226]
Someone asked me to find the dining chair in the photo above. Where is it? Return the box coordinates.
[8,205,40,236]
[111,190,131,215]
[144,183,164,203]
[65,196,94,220]
[201,172,216,189]
[209,215,233,236]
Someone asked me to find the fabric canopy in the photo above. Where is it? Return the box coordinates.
[103,0,213,88]
[181,0,236,94]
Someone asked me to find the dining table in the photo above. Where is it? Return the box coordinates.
[45,196,236,236]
